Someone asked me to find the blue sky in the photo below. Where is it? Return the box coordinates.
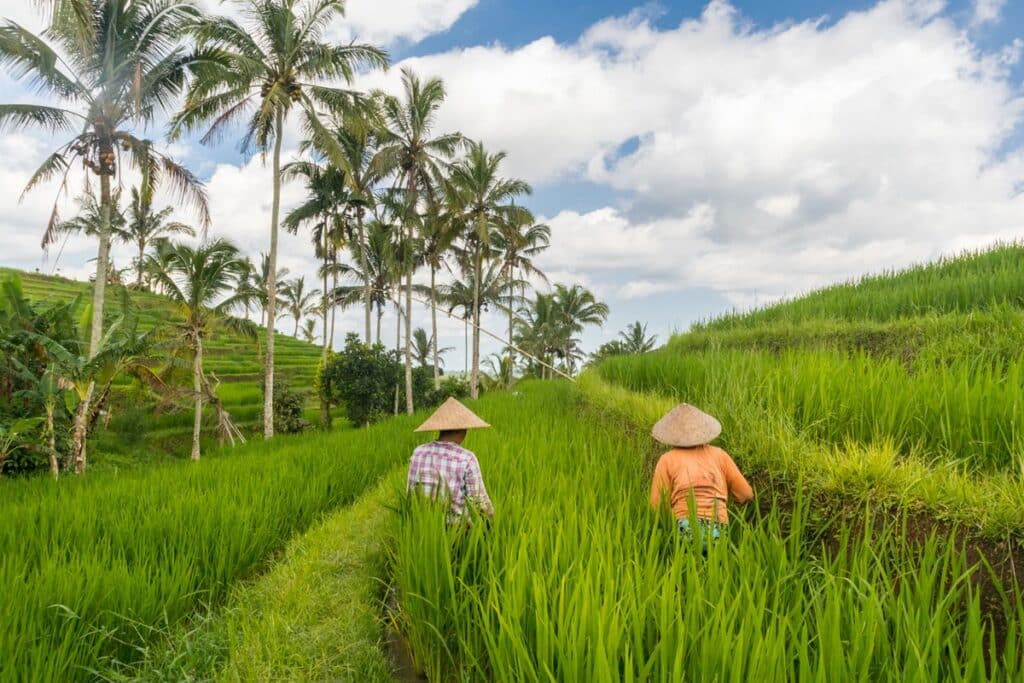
[2,0,1023,365]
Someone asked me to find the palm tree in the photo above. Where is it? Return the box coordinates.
[0,0,210,359]
[439,260,527,378]
[143,238,175,296]
[301,318,318,344]
[493,208,550,386]
[333,221,397,344]
[283,159,347,363]
[419,191,461,389]
[255,252,289,329]
[149,239,249,460]
[126,184,196,288]
[515,292,563,380]
[1,0,210,467]
[279,277,322,338]
[374,68,463,413]
[446,141,531,398]
[172,0,388,438]
[233,256,261,320]
[55,190,130,253]
[309,114,383,343]
[552,284,609,374]
[412,327,453,368]
[620,321,658,354]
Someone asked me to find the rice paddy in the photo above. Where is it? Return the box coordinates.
[0,416,419,682]
[389,383,1024,681]
[0,268,323,465]
[5,247,1024,680]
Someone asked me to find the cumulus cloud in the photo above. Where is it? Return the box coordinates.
[972,0,1006,25]
[361,0,1024,308]
[197,0,477,46]
[4,0,1024,353]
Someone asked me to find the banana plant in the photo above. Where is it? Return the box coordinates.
[0,418,44,476]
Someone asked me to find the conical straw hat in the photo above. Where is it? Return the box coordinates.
[651,403,721,447]
[415,397,491,433]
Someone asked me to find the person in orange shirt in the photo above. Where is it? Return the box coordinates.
[649,403,753,552]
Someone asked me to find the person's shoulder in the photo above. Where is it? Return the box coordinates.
[655,449,678,465]
[710,445,734,461]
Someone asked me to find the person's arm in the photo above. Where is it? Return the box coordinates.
[465,458,494,518]
[721,451,753,504]
[649,456,672,511]
[407,454,418,492]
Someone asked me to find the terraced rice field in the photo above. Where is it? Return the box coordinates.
[0,268,323,465]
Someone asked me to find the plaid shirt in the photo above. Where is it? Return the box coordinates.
[407,441,493,518]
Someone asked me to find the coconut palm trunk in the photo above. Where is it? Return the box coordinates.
[263,110,284,439]
[192,334,203,461]
[358,211,371,343]
[395,299,401,415]
[507,270,515,388]
[377,303,383,344]
[431,266,440,390]
[71,158,115,474]
[404,171,416,414]
[137,242,146,288]
[470,248,482,399]
[329,241,338,349]
[320,226,331,429]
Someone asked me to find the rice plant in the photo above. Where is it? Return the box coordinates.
[701,244,1024,331]
[596,348,1024,472]
[390,382,1024,681]
[0,415,421,682]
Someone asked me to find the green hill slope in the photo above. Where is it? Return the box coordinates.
[0,267,323,465]
[587,244,1024,537]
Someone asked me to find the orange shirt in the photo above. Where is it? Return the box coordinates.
[649,445,753,524]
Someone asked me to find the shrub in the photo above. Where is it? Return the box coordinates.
[271,382,310,434]
[424,374,470,406]
[320,334,401,427]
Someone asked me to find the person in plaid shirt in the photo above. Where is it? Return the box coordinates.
[408,398,494,520]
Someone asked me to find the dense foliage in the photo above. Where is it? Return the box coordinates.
[0,277,78,473]
[320,334,436,427]
[0,274,162,475]
[270,382,311,434]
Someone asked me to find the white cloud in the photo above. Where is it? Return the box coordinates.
[5,0,1024,351]
[362,0,1024,309]
[972,0,1006,25]
[342,0,477,45]
[196,0,476,46]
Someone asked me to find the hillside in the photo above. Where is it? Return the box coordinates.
[0,267,323,465]
[699,243,1024,331]
[587,244,1024,535]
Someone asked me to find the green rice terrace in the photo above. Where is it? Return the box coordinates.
[0,267,323,467]
[4,246,1024,681]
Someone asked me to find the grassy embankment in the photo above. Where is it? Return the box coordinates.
[583,245,1024,540]
[0,268,323,466]
[0,413,420,682]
